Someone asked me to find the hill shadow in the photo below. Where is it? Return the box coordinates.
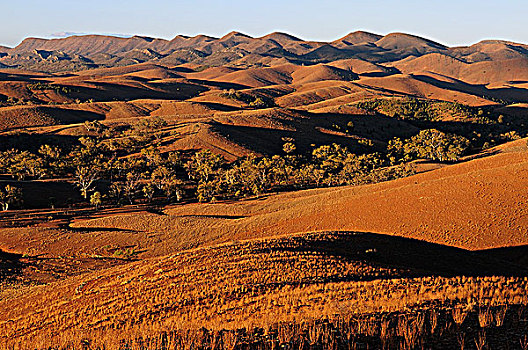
[267,232,528,279]
[186,79,249,90]
[476,245,528,268]
[70,81,206,101]
[0,133,79,152]
[0,250,24,283]
[171,67,195,74]
[412,74,528,103]
[198,101,240,112]
[359,71,395,78]
[210,111,418,155]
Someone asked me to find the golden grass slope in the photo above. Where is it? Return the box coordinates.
[1,231,527,347]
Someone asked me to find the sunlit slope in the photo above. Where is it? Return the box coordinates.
[1,231,526,346]
[67,139,528,252]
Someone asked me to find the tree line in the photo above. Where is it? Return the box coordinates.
[0,126,472,210]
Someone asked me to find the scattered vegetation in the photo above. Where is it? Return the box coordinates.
[0,99,522,209]
[221,89,275,108]
[388,129,470,162]
[0,110,422,208]
[2,35,528,350]
[355,97,495,123]
[27,82,73,95]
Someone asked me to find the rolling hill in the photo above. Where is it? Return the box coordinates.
[1,30,528,349]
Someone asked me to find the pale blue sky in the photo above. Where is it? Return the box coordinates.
[2,0,527,47]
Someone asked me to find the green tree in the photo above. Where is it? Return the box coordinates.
[312,143,351,182]
[141,145,163,167]
[282,142,296,155]
[90,191,102,210]
[38,144,63,176]
[249,97,266,108]
[142,183,156,202]
[167,151,183,169]
[402,129,470,162]
[185,150,225,182]
[197,180,220,202]
[151,166,184,201]
[7,150,46,180]
[123,171,143,204]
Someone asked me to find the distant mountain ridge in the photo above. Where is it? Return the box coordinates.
[2,31,528,72]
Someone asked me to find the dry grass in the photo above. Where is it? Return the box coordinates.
[1,231,527,348]
[4,305,528,349]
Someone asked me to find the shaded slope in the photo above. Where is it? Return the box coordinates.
[291,64,358,84]
[375,33,448,53]
[356,74,495,106]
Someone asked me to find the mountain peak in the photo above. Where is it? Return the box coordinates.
[335,31,383,45]
[261,32,302,42]
[130,35,157,42]
[376,32,447,50]
[170,34,190,42]
[220,31,253,40]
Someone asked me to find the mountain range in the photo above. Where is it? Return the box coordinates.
[2,31,528,73]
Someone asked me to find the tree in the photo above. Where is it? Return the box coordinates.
[346,121,355,133]
[260,155,294,187]
[75,166,99,199]
[84,120,106,135]
[233,156,270,197]
[293,163,324,188]
[167,151,183,169]
[109,182,125,205]
[142,183,155,202]
[151,166,184,201]
[249,97,267,108]
[401,129,470,162]
[282,142,296,155]
[387,137,407,163]
[140,145,163,167]
[197,180,220,202]
[90,191,102,210]
[312,143,350,179]
[38,144,63,176]
[338,153,385,185]
[8,150,46,180]
[69,137,104,170]
[123,171,142,204]
[0,185,22,211]
[185,150,225,182]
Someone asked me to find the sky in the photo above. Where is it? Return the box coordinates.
[1,0,527,48]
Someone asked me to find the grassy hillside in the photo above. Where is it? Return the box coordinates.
[1,231,527,348]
